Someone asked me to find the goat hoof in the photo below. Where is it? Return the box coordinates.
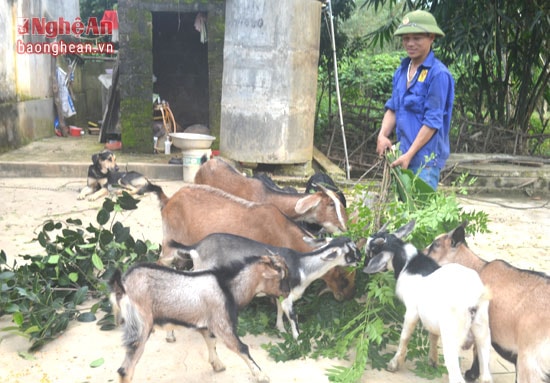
[255,372,270,383]
[464,369,479,382]
[211,361,226,372]
[165,336,176,343]
[387,358,399,372]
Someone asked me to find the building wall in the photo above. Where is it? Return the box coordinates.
[0,0,79,153]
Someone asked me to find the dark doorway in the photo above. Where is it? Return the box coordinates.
[152,12,209,131]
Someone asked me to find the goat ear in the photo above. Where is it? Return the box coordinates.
[302,236,331,249]
[320,250,338,261]
[295,194,321,214]
[393,220,415,239]
[261,269,279,280]
[378,221,390,233]
[450,224,466,247]
[92,153,99,164]
[363,252,392,274]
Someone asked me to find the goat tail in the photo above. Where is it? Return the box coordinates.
[119,295,146,349]
[147,183,170,208]
[109,269,125,325]
[479,285,492,304]
[109,271,146,349]
[168,239,196,269]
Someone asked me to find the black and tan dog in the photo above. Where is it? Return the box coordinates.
[78,150,156,201]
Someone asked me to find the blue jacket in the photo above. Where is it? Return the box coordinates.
[385,51,455,169]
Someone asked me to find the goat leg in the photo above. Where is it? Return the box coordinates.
[388,311,419,372]
[439,322,465,383]
[471,300,493,383]
[275,299,287,334]
[198,328,226,372]
[428,332,440,368]
[465,356,480,382]
[164,326,176,343]
[277,296,300,340]
[211,320,270,383]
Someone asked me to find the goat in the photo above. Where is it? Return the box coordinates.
[169,233,361,339]
[109,254,289,383]
[425,222,550,383]
[305,171,347,208]
[193,157,348,233]
[363,221,493,383]
[151,183,356,303]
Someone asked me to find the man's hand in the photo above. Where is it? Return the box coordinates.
[376,135,393,156]
[390,152,413,169]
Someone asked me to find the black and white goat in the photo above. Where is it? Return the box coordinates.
[363,221,493,383]
[169,233,361,339]
[109,254,289,383]
[426,222,550,383]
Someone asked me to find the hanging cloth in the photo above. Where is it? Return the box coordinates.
[194,13,207,44]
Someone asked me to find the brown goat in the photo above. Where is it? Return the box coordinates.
[151,183,356,302]
[194,157,348,233]
[425,222,550,383]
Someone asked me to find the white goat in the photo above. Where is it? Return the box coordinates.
[426,222,550,383]
[169,233,361,339]
[109,255,289,383]
[363,221,493,383]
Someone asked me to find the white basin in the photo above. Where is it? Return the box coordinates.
[169,132,215,150]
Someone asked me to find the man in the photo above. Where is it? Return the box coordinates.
[376,10,455,190]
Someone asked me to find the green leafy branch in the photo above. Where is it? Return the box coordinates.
[0,193,160,351]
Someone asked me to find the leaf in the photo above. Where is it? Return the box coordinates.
[13,312,24,326]
[24,325,41,334]
[96,209,110,225]
[91,253,104,271]
[74,286,89,306]
[18,351,36,360]
[90,357,104,368]
[68,272,79,283]
[66,218,82,225]
[47,255,60,264]
[0,271,15,280]
[77,312,97,322]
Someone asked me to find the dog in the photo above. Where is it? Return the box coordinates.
[78,150,156,201]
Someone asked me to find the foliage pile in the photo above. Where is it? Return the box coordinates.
[0,193,159,351]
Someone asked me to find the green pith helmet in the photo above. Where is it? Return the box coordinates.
[394,10,445,37]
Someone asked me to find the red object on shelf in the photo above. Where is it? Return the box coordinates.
[69,126,83,136]
[105,140,122,150]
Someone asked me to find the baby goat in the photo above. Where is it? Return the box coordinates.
[169,233,361,339]
[426,222,550,383]
[109,254,289,383]
[363,221,492,383]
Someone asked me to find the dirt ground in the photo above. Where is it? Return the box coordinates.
[0,177,548,383]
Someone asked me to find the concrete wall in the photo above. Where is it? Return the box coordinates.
[220,0,322,166]
[0,0,79,153]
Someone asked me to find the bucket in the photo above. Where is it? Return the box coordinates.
[182,149,211,182]
[69,126,83,136]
